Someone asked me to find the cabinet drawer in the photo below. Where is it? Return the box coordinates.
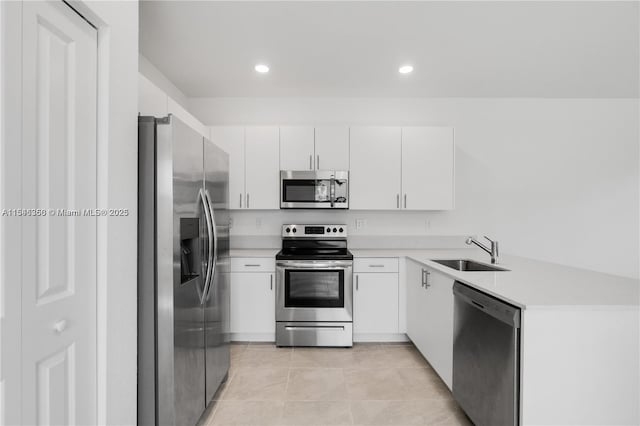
[231,257,275,272]
[353,258,399,273]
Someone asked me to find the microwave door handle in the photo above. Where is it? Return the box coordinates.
[330,177,335,207]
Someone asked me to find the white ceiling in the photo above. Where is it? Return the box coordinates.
[139,1,639,98]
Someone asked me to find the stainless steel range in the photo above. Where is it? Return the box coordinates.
[275,224,353,347]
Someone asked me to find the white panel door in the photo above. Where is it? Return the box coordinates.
[349,127,401,210]
[401,127,454,210]
[211,126,245,209]
[279,126,314,171]
[245,126,280,210]
[230,273,275,334]
[353,273,399,334]
[314,126,349,170]
[20,2,97,424]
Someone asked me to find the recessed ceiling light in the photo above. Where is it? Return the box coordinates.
[399,65,414,74]
[255,64,269,73]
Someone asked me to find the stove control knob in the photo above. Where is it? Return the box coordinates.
[326,227,331,233]
[286,227,291,233]
[292,228,297,233]
[333,228,337,233]
[339,227,344,233]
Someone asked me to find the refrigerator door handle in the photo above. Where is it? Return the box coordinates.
[199,188,214,305]
[204,189,218,300]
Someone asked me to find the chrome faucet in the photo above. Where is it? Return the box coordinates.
[466,236,499,264]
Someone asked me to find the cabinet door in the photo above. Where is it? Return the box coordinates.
[353,273,399,334]
[349,126,401,210]
[423,267,454,389]
[314,126,349,170]
[211,126,245,209]
[401,127,454,210]
[280,126,315,171]
[406,261,429,353]
[230,272,275,334]
[245,126,280,209]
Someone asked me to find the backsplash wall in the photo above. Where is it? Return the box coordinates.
[190,97,639,278]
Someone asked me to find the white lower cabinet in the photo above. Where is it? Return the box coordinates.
[353,258,401,341]
[406,260,454,389]
[354,273,399,334]
[230,258,276,340]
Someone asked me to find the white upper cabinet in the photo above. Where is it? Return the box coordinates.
[314,126,350,170]
[349,126,402,210]
[401,127,455,210]
[280,126,315,170]
[245,126,280,209]
[349,126,455,211]
[211,125,279,210]
[279,125,349,171]
[211,126,245,209]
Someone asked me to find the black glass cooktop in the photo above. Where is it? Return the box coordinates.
[276,239,353,261]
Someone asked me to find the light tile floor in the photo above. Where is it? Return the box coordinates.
[201,343,472,426]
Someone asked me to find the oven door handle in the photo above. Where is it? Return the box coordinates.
[276,261,352,269]
[285,325,345,331]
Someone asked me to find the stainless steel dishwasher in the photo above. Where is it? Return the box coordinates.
[452,282,521,426]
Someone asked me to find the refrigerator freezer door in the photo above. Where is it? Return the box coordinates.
[171,118,207,426]
[204,139,231,403]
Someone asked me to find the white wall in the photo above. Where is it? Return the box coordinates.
[189,97,640,278]
[139,53,189,109]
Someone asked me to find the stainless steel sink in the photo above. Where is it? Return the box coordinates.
[431,259,509,272]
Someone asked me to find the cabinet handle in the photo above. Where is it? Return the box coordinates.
[309,155,312,170]
[244,264,260,267]
[317,155,320,170]
[368,264,385,268]
[239,193,243,208]
[404,194,407,209]
[270,274,273,290]
[246,193,250,208]
[356,275,359,290]
[396,194,400,209]
[425,270,431,289]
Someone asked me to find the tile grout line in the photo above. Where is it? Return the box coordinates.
[344,367,356,426]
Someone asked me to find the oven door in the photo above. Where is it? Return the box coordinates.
[280,170,349,209]
[276,260,353,322]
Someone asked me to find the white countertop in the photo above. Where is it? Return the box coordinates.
[229,247,639,310]
[353,248,640,310]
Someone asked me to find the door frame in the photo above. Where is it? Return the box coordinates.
[0,1,138,424]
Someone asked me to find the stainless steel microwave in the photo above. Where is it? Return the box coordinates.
[280,170,349,209]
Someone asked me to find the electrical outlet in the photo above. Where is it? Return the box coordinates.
[229,217,234,229]
[256,217,262,229]
[355,219,366,230]
[425,219,431,230]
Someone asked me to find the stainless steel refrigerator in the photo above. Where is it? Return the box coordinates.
[138,115,230,426]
